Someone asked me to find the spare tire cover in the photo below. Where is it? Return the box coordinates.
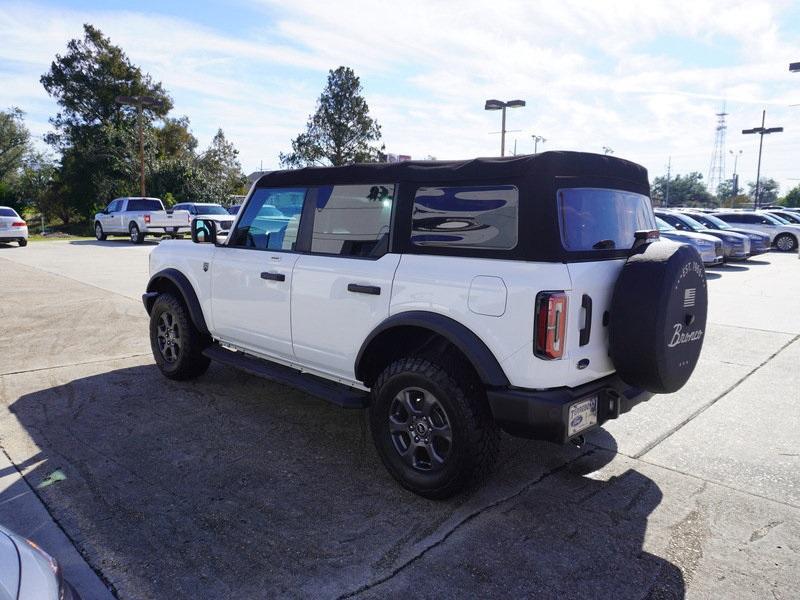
[609,241,708,394]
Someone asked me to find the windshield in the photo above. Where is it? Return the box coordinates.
[558,188,656,251]
[765,212,790,225]
[675,213,706,230]
[0,207,19,217]
[696,213,731,229]
[656,217,676,231]
[760,213,785,225]
[193,204,229,215]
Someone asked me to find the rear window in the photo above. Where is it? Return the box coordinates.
[558,188,656,251]
[127,199,163,211]
[0,208,18,217]
[411,185,518,249]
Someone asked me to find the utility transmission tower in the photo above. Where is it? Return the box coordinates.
[707,103,728,195]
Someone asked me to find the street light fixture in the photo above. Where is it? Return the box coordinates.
[531,134,546,154]
[115,95,164,197]
[485,99,526,157]
[742,109,783,209]
[790,62,800,72]
[729,149,743,200]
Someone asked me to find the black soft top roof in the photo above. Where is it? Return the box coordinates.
[253,151,651,262]
[255,151,649,190]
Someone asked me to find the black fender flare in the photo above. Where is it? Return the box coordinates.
[144,268,209,334]
[355,311,509,387]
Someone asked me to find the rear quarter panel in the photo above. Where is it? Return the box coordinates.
[391,255,586,389]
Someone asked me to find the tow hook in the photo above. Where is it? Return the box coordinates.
[570,435,585,448]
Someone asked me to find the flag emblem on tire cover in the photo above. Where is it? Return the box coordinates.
[684,288,696,308]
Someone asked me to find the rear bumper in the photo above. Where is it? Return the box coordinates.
[486,374,653,444]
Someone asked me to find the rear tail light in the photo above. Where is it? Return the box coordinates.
[535,291,568,360]
[144,215,151,224]
[12,221,26,227]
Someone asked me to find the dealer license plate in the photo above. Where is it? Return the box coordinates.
[568,395,598,437]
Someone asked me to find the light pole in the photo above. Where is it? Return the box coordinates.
[485,99,526,157]
[115,95,164,197]
[531,134,546,154]
[602,146,614,155]
[742,110,783,209]
[729,149,742,201]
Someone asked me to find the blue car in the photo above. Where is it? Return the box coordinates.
[683,211,771,256]
[655,209,750,260]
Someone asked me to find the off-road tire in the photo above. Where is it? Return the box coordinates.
[94,222,107,241]
[17,238,27,247]
[129,222,145,244]
[149,293,210,380]
[369,357,500,499]
[774,233,797,252]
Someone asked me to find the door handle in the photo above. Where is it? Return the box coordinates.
[347,283,381,295]
[260,272,285,282]
[579,294,592,346]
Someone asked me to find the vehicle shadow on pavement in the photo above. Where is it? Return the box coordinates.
[6,363,685,600]
[68,239,160,247]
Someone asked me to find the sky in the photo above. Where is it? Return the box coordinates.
[1,0,799,194]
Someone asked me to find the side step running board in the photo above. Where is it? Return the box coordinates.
[202,345,369,409]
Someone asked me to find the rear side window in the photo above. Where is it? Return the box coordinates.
[411,185,518,249]
[310,184,394,257]
[127,199,163,211]
[0,208,18,217]
[558,188,656,251]
[230,187,306,251]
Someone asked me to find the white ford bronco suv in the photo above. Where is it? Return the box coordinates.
[143,152,708,498]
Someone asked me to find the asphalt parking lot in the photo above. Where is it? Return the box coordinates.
[1,239,798,600]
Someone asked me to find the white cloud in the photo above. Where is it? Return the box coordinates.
[0,0,798,192]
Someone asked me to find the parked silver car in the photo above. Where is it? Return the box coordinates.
[655,217,723,266]
[0,524,80,599]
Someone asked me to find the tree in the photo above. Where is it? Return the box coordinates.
[281,66,383,167]
[780,185,800,208]
[0,108,31,181]
[41,24,171,143]
[747,178,779,206]
[650,172,713,207]
[194,129,247,201]
[40,24,173,218]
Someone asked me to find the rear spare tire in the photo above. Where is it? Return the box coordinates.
[609,241,708,394]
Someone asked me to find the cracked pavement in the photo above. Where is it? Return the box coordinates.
[0,240,798,599]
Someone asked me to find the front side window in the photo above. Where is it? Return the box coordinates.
[310,184,394,257]
[559,188,656,251]
[411,185,518,249]
[106,200,120,213]
[229,187,306,251]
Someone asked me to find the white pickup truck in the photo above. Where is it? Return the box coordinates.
[94,197,191,243]
[94,198,235,244]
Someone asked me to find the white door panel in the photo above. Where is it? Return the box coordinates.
[291,254,401,379]
[211,248,299,359]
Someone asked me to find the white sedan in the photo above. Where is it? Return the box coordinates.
[0,207,28,247]
[0,524,80,599]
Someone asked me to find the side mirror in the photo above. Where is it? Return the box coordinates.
[191,218,217,244]
[102,209,109,215]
